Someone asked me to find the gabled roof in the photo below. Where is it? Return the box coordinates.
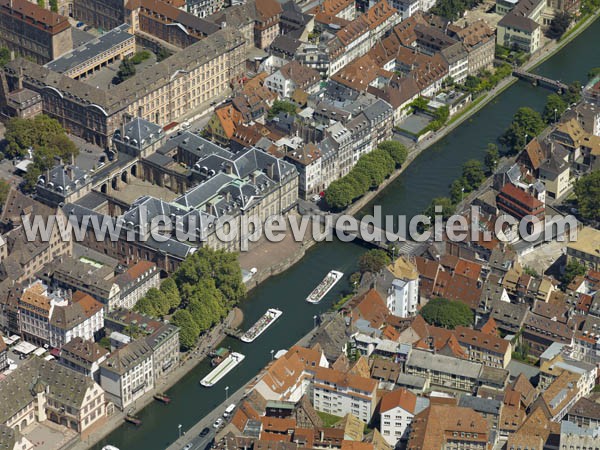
[379,388,417,413]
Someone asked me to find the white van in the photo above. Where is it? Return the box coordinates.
[223,403,236,418]
[181,120,191,130]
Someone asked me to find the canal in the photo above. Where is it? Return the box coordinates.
[94,17,600,450]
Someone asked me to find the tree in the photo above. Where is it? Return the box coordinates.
[0,48,10,67]
[588,67,600,80]
[325,179,356,210]
[268,100,297,119]
[156,47,171,62]
[358,249,391,274]
[500,107,545,154]
[130,51,151,65]
[0,179,10,210]
[114,58,136,84]
[160,277,181,310]
[419,298,474,329]
[461,159,486,191]
[407,97,429,113]
[464,75,482,93]
[563,81,582,105]
[450,178,468,204]
[484,143,500,174]
[424,196,455,220]
[378,141,408,168]
[561,259,587,287]
[547,11,571,39]
[37,0,44,7]
[574,170,600,221]
[542,93,567,124]
[171,309,200,350]
[49,0,58,12]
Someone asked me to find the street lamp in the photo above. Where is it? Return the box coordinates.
[225,386,229,400]
[460,187,464,204]
[270,349,275,361]
[554,108,558,123]
[313,315,318,328]
[178,424,182,439]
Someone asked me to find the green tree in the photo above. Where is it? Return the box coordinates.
[160,277,181,310]
[461,159,486,191]
[464,75,482,93]
[547,11,571,39]
[407,97,429,113]
[563,81,582,105]
[0,48,10,67]
[156,47,171,62]
[449,178,468,204]
[561,259,587,287]
[358,249,391,274]
[542,93,567,124]
[419,298,474,329]
[424,196,455,220]
[131,51,151,64]
[588,67,600,80]
[0,179,10,209]
[37,0,44,7]
[378,141,408,168]
[171,309,200,350]
[574,170,600,221]
[49,0,58,12]
[500,107,545,154]
[115,58,136,84]
[325,179,356,210]
[484,143,500,174]
[268,100,297,118]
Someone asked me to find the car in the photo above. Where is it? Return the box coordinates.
[311,194,321,202]
[183,444,193,450]
[212,418,223,429]
[199,428,210,437]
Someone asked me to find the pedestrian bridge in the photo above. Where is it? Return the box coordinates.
[513,69,569,93]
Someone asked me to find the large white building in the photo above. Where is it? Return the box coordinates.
[385,257,419,318]
[379,388,429,445]
[312,367,377,423]
[99,340,154,410]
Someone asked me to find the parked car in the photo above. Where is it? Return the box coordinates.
[183,444,192,450]
[212,418,223,429]
[199,428,210,437]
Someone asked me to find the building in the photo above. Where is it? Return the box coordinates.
[312,367,377,423]
[265,61,321,99]
[18,282,104,348]
[113,261,160,310]
[384,257,419,318]
[566,397,600,429]
[379,388,429,445]
[449,20,495,76]
[45,24,135,80]
[4,27,246,148]
[100,338,154,410]
[59,337,110,382]
[0,190,72,284]
[0,425,33,450]
[1,87,43,119]
[186,0,224,18]
[454,326,512,369]
[71,0,141,30]
[205,104,244,147]
[566,227,600,271]
[496,182,545,222]
[0,334,7,372]
[126,0,220,49]
[560,421,600,450]
[0,357,105,437]
[35,164,93,207]
[405,349,482,393]
[0,0,72,64]
[145,323,179,380]
[496,0,543,54]
[407,404,490,450]
[254,0,282,49]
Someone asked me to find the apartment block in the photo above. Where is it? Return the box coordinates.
[312,367,377,423]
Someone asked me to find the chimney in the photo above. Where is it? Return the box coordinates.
[17,66,23,90]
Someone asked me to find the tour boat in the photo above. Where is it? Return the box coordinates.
[306,270,344,304]
[240,308,283,343]
[200,352,245,387]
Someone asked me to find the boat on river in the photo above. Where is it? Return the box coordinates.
[306,270,344,304]
[210,347,230,367]
[153,393,171,404]
[240,308,282,343]
[200,352,245,387]
[124,414,142,426]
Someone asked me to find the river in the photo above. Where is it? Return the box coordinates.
[93,17,600,450]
